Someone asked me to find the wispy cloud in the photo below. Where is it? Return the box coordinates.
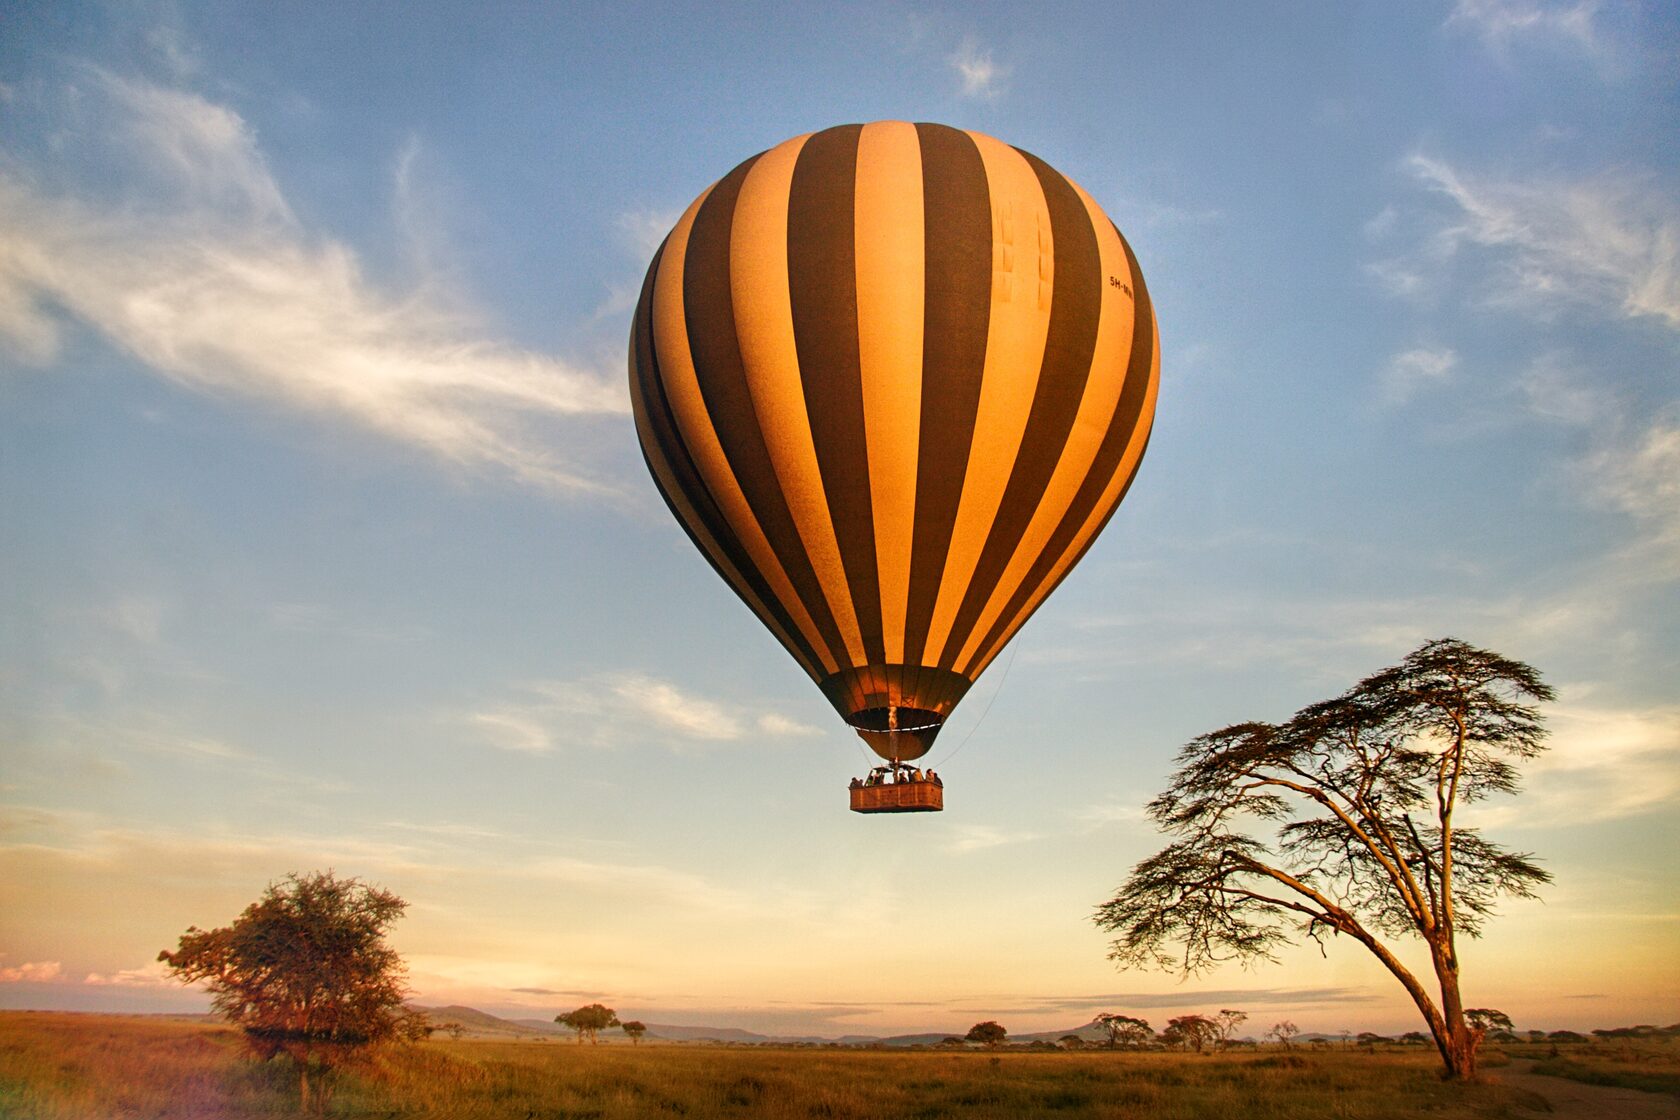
[1472,693,1680,827]
[1446,0,1604,61]
[616,207,681,264]
[0,960,62,983]
[84,962,173,988]
[1050,577,1646,713]
[949,35,1008,100]
[1111,196,1222,230]
[1583,415,1680,571]
[943,823,1040,854]
[1070,799,1149,831]
[1403,154,1680,329]
[1381,346,1458,405]
[1512,357,1680,574]
[0,71,628,495]
[0,803,870,1001]
[468,673,821,753]
[1516,352,1614,426]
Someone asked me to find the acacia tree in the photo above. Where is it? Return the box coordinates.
[158,870,426,1112]
[1094,639,1553,1081]
[1268,1020,1299,1049]
[1162,1015,1218,1053]
[556,1003,619,1044]
[1214,1009,1247,1050]
[1095,1013,1152,1049]
[621,1020,648,1045]
[965,1021,1008,1048]
[1464,1008,1513,1034]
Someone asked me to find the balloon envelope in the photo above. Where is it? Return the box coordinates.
[630,121,1158,761]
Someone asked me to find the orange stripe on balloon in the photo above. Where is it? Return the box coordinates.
[650,184,839,675]
[852,121,925,666]
[729,135,869,669]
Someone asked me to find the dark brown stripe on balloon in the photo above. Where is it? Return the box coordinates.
[966,223,1157,672]
[936,150,1102,671]
[681,156,851,669]
[633,241,825,679]
[901,122,992,668]
[787,124,885,668]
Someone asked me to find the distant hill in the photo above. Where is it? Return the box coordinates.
[416,1005,561,1039]
[1013,1019,1111,1045]
[414,1006,1117,1047]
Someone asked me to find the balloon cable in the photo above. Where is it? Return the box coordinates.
[929,641,1021,772]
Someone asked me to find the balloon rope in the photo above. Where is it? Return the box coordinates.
[852,733,874,769]
[929,641,1021,771]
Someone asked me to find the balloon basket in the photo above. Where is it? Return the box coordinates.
[849,775,943,814]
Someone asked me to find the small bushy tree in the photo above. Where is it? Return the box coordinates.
[556,1003,620,1044]
[622,1020,648,1045]
[158,870,425,1111]
[1095,1013,1153,1049]
[1162,1015,1218,1053]
[965,1021,1008,1048]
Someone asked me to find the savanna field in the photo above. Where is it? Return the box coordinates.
[12,1012,1678,1120]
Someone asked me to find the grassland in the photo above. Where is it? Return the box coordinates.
[1526,1038,1680,1100]
[0,1011,1560,1119]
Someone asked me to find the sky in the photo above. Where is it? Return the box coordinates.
[1,0,1676,1039]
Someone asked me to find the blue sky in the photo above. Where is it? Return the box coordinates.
[1,1,1676,1037]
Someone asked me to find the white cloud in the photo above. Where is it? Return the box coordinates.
[1472,694,1680,827]
[1583,415,1680,569]
[0,806,816,955]
[85,962,173,988]
[943,823,1040,854]
[1381,347,1458,405]
[611,674,741,740]
[469,673,819,752]
[1516,353,1614,427]
[950,35,1008,99]
[0,73,628,495]
[470,710,556,754]
[1051,578,1636,694]
[757,712,823,738]
[1446,0,1604,59]
[1509,357,1680,573]
[1363,256,1430,300]
[100,73,294,222]
[617,207,681,264]
[0,959,62,983]
[1406,154,1680,329]
[1112,196,1222,229]
[1070,800,1149,831]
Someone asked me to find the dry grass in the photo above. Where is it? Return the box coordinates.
[0,1012,1549,1118]
[1511,1038,1680,1099]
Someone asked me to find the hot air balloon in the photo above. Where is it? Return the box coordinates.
[629,122,1158,813]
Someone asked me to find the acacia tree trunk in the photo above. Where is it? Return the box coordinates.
[1430,944,1480,1081]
